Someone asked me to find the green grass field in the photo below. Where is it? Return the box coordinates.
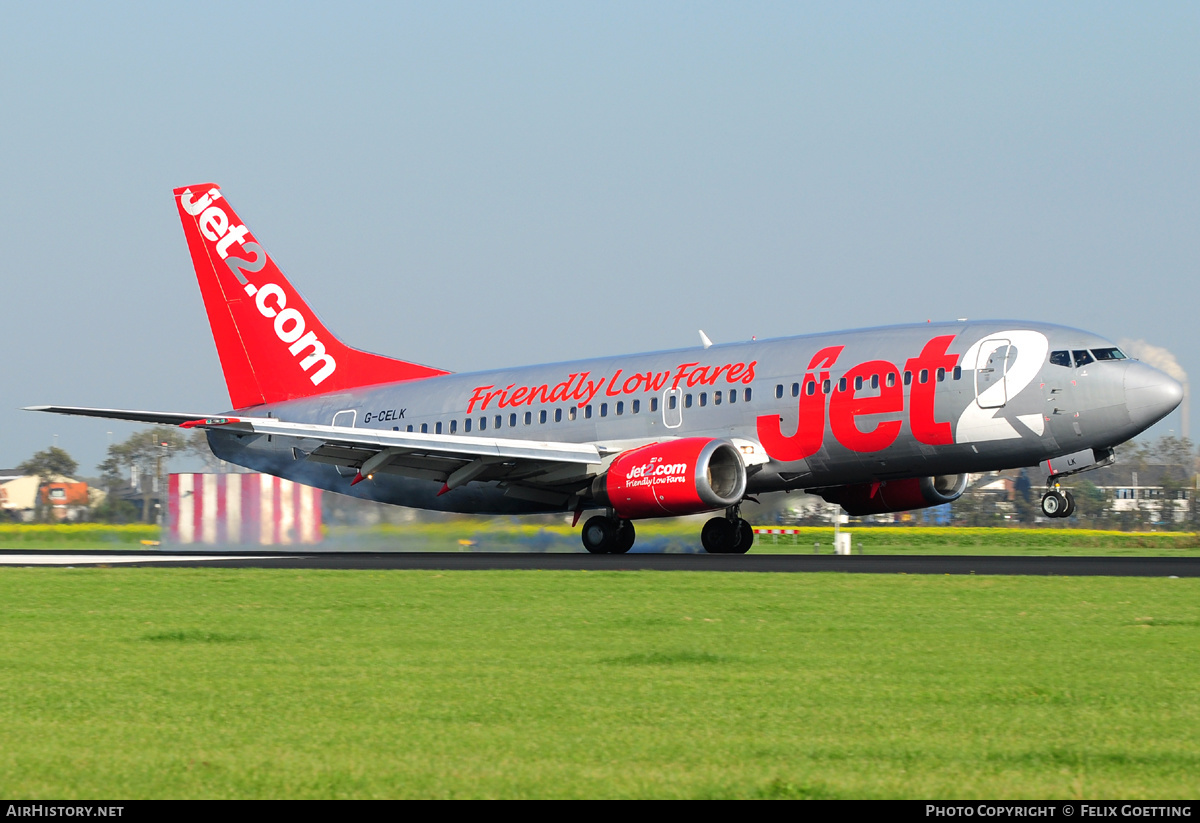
[322,522,1200,555]
[1,568,1197,798]
[3,523,1198,555]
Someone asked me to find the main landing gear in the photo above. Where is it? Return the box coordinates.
[701,507,754,554]
[579,507,756,554]
[1041,480,1076,519]
[581,515,636,554]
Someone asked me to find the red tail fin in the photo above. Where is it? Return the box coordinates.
[175,184,449,409]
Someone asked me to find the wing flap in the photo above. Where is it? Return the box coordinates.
[230,417,604,464]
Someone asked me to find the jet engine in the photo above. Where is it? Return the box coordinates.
[815,474,969,516]
[591,438,747,519]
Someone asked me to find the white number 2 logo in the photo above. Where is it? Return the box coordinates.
[955,330,1048,443]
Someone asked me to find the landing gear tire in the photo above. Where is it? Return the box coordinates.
[582,516,636,553]
[701,517,737,554]
[582,516,617,553]
[1061,490,1076,518]
[701,517,754,554]
[1041,491,1066,518]
[613,520,636,554]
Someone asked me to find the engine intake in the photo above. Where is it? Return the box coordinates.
[816,474,968,516]
[591,438,747,519]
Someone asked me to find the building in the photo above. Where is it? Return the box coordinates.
[0,472,90,522]
[1083,463,1195,524]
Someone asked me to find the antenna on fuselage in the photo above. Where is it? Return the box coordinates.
[699,330,713,349]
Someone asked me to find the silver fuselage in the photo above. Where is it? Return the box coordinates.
[208,320,1183,515]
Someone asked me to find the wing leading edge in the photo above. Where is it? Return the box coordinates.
[25,405,608,495]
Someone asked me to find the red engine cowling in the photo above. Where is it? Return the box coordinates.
[816,474,968,516]
[591,438,747,519]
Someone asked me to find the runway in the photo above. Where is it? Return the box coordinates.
[1,550,1197,576]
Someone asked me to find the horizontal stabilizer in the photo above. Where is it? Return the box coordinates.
[24,406,220,426]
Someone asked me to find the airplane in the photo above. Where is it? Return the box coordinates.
[28,184,1184,553]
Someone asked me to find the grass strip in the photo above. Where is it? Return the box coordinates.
[0,568,1196,798]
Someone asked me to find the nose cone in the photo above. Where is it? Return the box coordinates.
[1124,362,1184,432]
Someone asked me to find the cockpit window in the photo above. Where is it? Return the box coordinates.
[1072,350,1094,367]
[1091,347,1127,361]
[1049,351,1071,367]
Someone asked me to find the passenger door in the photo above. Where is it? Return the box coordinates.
[975,339,1012,409]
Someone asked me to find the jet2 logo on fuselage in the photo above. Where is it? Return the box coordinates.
[756,331,1048,462]
[756,336,959,462]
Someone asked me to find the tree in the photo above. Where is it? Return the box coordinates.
[186,430,223,472]
[97,427,193,524]
[17,446,78,482]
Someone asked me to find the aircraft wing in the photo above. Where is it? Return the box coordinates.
[26,405,611,500]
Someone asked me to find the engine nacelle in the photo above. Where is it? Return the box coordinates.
[816,474,968,516]
[591,438,747,519]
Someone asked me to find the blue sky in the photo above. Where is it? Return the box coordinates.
[1,2,1196,473]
